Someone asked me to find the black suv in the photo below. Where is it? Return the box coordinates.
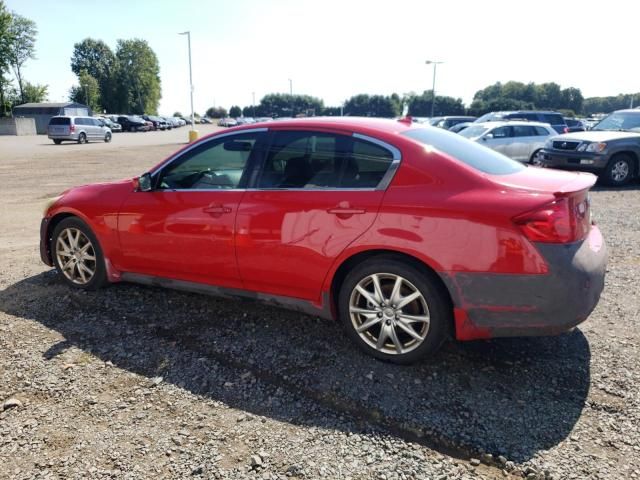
[540,109,640,186]
[117,115,149,132]
[475,110,568,134]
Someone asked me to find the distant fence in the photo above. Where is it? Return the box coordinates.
[0,117,37,136]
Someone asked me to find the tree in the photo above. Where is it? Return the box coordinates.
[407,91,465,116]
[256,93,323,117]
[0,1,11,73]
[69,70,100,111]
[172,111,182,117]
[343,94,401,117]
[114,39,161,114]
[6,13,36,104]
[206,106,227,118]
[22,81,47,103]
[229,105,241,117]
[70,38,117,112]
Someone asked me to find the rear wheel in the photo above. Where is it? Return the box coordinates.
[603,154,633,186]
[338,257,450,364]
[53,139,62,145]
[530,149,542,166]
[51,217,107,290]
[104,132,112,143]
[77,133,86,144]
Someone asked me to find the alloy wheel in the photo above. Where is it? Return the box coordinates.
[611,160,629,182]
[349,273,430,355]
[55,227,97,285]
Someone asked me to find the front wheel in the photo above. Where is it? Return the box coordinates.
[104,132,112,143]
[338,257,450,364]
[603,154,633,186]
[51,217,107,290]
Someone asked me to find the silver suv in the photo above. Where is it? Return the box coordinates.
[47,116,112,145]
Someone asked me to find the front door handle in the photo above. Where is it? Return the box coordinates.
[327,207,366,219]
[203,204,232,214]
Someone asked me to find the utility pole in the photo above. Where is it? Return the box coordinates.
[425,60,444,118]
[179,31,196,140]
[288,78,293,117]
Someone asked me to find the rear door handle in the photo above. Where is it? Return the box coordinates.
[203,204,232,214]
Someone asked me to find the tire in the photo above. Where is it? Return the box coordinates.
[338,256,451,364]
[603,154,633,186]
[51,217,108,290]
[129,125,135,132]
[77,133,86,144]
[104,132,112,143]
[53,139,62,145]
[529,149,542,166]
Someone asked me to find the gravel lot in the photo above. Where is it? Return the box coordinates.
[0,128,639,479]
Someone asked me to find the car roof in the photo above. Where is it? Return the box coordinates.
[472,120,552,128]
[238,116,417,136]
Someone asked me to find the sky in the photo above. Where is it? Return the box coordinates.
[6,0,639,116]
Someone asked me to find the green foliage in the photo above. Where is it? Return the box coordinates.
[206,106,227,118]
[70,38,117,112]
[321,106,343,116]
[6,12,37,104]
[343,94,400,117]
[172,111,182,117]
[255,93,324,118]
[407,91,466,116]
[114,38,161,114]
[69,70,100,111]
[22,81,47,103]
[229,105,242,117]
[470,81,583,115]
[0,1,12,75]
[582,93,639,115]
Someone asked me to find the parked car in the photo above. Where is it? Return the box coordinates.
[98,117,122,133]
[163,117,179,129]
[200,117,213,124]
[174,117,186,127]
[429,116,477,129]
[117,115,150,132]
[540,109,640,185]
[40,118,605,364]
[564,117,586,133]
[448,122,473,133]
[218,117,238,127]
[459,121,556,163]
[143,115,168,131]
[474,111,569,134]
[47,116,112,145]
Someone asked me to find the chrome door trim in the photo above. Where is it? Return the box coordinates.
[352,133,402,191]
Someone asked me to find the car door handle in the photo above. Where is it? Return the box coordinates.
[327,207,366,217]
[203,204,232,214]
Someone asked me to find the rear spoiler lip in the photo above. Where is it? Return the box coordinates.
[552,171,598,197]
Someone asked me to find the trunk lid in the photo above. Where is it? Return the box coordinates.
[488,166,597,196]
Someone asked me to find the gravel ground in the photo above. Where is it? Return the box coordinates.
[0,129,639,479]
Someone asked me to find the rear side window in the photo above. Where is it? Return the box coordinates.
[402,127,525,175]
[542,114,564,125]
[49,117,70,125]
[257,131,394,189]
[512,125,537,137]
[534,126,551,136]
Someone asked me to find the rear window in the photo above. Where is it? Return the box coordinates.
[402,127,525,175]
[542,114,564,125]
[49,117,70,125]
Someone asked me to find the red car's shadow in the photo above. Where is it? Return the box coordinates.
[0,271,590,465]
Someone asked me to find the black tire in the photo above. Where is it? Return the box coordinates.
[603,154,633,186]
[129,125,135,132]
[51,217,108,291]
[77,133,86,144]
[338,256,451,364]
[529,149,542,165]
[53,139,62,145]
[104,132,112,143]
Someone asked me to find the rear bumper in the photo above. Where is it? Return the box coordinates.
[443,226,606,340]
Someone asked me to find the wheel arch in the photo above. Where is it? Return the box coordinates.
[328,249,455,336]
[43,212,77,263]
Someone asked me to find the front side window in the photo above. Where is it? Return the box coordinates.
[158,132,263,190]
[491,126,512,138]
[257,131,394,189]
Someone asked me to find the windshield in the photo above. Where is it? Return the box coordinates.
[592,112,640,132]
[475,112,503,123]
[402,127,525,175]
[459,125,489,138]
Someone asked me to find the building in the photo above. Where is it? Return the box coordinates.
[12,102,92,134]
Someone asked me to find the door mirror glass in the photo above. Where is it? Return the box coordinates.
[483,133,493,140]
[138,172,153,192]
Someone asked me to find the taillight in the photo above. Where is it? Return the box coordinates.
[563,127,569,133]
[513,194,591,243]
[70,124,76,132]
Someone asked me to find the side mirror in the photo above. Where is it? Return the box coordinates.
[483,133,493,141]
[137,172,153,192]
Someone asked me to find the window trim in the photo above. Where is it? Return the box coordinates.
[248,130,402,192]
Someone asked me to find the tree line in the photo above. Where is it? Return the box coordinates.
[70,38,161,114]
[0,1,47,116]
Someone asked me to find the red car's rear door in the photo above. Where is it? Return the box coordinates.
[235,129,400,301]
[116,130,267,289]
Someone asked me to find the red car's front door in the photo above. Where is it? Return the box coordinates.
[235,130,399,301]
[116,131,266,289]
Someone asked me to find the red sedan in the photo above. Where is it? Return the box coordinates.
[40,117,606,364]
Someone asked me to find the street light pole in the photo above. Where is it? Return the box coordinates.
[252,91,256,118]
[425,60,443,118]
[179,31,196,140]
[288,78,293,116]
